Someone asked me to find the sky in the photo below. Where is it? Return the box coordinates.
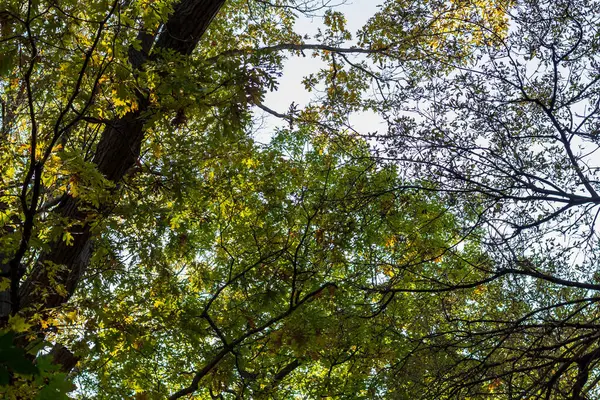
[255,0,384,143]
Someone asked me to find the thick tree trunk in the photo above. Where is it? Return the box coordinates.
[19,106,147,308]
[0,206,14,317]
[9,0,227,317]
[155,0,224,55]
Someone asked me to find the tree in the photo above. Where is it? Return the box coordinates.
[0,0,515,398]
[370,0,600,397]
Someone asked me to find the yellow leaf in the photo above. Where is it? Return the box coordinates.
[0,277,10,291]
[55,284,68,297]
[65,310,78,323]
[8,314,32,333]
[384,236,396,248]
[382,265,395,277]
[62,231,74,246]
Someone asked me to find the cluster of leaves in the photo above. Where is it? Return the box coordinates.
[6,0,600,398]
[52,121,482,398]
[368,0,600,397]
[1,0,496,397]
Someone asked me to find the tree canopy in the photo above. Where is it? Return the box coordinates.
[1,0,600,399]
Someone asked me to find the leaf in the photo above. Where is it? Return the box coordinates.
[0,332,38,377]
[62,231,74,246]
[36,373,73,400]
[7,353,38,375]
[8,315,32,333]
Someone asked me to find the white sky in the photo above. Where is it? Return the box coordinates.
[255,0,384,143]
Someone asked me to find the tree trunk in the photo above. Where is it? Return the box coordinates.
[6,0,227,321]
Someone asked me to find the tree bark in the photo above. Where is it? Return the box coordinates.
[10,0,227,317]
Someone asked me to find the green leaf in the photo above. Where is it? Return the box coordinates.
[36,373,73,400]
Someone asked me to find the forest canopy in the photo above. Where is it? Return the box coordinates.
[1,0,600,399]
